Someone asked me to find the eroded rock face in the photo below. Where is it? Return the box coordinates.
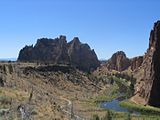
[105,51,131,72]
[146,21,160,107]
[68,37,100,71]
[18,36,70,64]
[135,21,160,107]
[130,56,143,71]
[18,36,100,71]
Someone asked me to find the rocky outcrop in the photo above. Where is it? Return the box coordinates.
[105,51,131,72]
[130,56,143,71]
[68,37,100,71]
[18,35,100,71]
[92,21,160,107]
[97,51,143,73]
[135,21,160,107]
[99,51,143,72]
[18,36,70,64]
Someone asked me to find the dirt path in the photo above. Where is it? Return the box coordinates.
[26,78,85,119]
[60,97,85,120]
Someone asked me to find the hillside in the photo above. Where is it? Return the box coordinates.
[0,62,105,119]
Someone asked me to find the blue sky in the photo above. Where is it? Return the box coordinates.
[0,0,160,59]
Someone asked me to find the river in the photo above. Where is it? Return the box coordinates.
[100,99,140,115]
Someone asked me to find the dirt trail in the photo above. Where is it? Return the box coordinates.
[60,97,85,120]
[26,78,85,119]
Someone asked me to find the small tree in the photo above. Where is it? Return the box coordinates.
[92,114,100,120]
[126,113,131,120]
[107,110,113,120]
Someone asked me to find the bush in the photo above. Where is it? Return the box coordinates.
[120,101,160,115]
[107,110,113,120]
[92,114,100,120]
[0,96,12,105]
[126,113,131,120]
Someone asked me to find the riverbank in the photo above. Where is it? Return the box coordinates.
[120,100,160,115]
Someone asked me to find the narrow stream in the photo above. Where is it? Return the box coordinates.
[100,99,140,115]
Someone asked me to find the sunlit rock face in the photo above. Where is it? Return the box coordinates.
[135,21,160,107]
[68,37,100,71]
[18,35,70,64]
[18,35,100,72]
[105,51,131,72]
[147,21,160,107]
[130,56,143,71]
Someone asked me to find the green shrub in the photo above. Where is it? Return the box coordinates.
[125,113,131,120]
[107,110,113,120]
[120,101,160,115]
[0,96,12,105]
[92,114,100,120]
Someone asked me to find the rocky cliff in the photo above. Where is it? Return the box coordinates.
[92,21,160,107]
[130,56,143,71]
[18,36,70,64]
[18,35,100,71]
[68,37,100,71]
[134,21,160,107]
[99,51,143,73]
[105,51,131,72]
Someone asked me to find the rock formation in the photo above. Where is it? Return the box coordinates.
[18,35,100,71]
[104,51,143,72]
[105,51,131,72]
[135,21,160,107]
[101,21,160,107]
[91,21,160,107]
[130,56,143,71]
[18,36,70,64]
[68,37,100,71]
